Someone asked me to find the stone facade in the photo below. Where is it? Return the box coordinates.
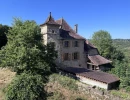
[40,13,112,71]
[59,39,87,67]
[40,13,120,90]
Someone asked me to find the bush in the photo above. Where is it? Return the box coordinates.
[5,73,46,100]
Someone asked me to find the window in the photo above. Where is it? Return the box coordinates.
[63,53,70,61]
[64,41,69,47]
[87,64,90,69]
[74,41,78,47]
[72,52,79,60]
[52,30,54,33]
[92,65,95,70]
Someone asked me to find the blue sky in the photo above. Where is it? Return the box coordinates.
[0,0,130,39]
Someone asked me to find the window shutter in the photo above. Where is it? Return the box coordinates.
[72,53,74,60]
[78,52,80,60]
[69,53,71,60]
[62,53,64,61]
[68,41,70,47]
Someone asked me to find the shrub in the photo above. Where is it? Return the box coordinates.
[5,73,46,100]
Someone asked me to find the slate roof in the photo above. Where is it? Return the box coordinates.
[59,29,75,39]
[85,40,96,48]
[59,67,119,84]
[56,18,85,40]
[88,55,112,66]
[84,40,97,52]
[40,12,60,26]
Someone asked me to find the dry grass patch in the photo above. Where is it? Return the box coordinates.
[46,74,93,100]
[0,68,15,100]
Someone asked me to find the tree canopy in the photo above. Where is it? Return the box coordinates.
[91,30,130,91]
[91,30,112,58]
[0,19,57,100]
[0,19,57,75]
[0,24,10,49]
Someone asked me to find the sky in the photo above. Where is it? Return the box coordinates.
[0,0,130,39]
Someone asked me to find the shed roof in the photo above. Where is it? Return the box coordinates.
[88,55,112,66]
[59,67,119,84]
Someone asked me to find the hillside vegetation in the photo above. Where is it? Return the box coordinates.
[1,68,130,100]
[0,68,91,100]
[113,39,130,60]
[113,39,130,49]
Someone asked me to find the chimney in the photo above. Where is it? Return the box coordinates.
[74,24,78,33]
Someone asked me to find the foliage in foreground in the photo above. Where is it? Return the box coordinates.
[5,73,46,100]
[0,19,57,100]
[0,19,57,75]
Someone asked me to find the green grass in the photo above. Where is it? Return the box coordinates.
[49,74,78,90]
[110,90,130,100]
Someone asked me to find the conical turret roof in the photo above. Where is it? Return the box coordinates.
[40,12,60,26]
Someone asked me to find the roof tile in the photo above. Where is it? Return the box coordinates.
[88,55,112,66]
[56,18,85,39]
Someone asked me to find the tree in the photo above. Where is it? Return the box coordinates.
[0,19,57,99]
[91,30,112,58]
[0,18,57,75]
[0,24,10,49]
[91,30,130,91]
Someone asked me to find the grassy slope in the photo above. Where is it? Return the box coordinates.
[0,69,90,100]
[0,69,130,100]
[46,74,92,100]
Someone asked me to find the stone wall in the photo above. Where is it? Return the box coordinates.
[77,75,108,89]
[59,39,87,68]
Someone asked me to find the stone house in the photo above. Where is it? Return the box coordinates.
[40,12,112,71]
[40,12,120,90]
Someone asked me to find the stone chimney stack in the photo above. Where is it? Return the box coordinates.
[74,24,78,33]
